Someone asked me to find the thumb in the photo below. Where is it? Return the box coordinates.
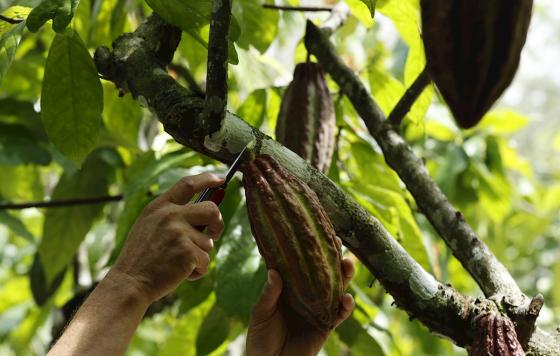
[250,270,282,324]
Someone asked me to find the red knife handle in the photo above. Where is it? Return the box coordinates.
[194,188,225,231]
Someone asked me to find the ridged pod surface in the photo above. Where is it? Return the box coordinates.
[469,312,525,356]
[242,154,343,331]
[421,0,533,129]
[275,62,335,173]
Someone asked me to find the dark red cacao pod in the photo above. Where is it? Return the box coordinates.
[420,0,533,129]
[275,62,336,173]
[242,154,343,331]
[469,312,525,356]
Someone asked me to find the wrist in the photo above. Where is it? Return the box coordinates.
[103,269,155,308]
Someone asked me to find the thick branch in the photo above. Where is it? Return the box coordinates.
[94,14,483,347]
[388,66,431,127]
[0,195,124,210]
[305,20,524,302]
[206,0,232,126]
[300,21,560,351]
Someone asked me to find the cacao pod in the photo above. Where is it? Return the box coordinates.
[242,154,343,331]
[469,312,525,356]
[275,62,336,173]
[420,0,533,129]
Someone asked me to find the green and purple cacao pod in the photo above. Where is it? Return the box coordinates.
[275,62,336,173]
[242,154,343,331]
[469,312,525,356]
[420,0,533,129]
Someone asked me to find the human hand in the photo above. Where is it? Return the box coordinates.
[108,173,225,304]
[246,258,355,356]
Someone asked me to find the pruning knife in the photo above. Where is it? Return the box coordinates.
[194,144,250,208]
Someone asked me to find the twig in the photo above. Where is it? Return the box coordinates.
[206,0,232,127]
[0,195,124,210]
[0,14,24,24]
[168,63,205,97]
[262,4,333,12]
[388,66,431,127]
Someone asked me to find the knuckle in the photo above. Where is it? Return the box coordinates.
[179,176,196,192]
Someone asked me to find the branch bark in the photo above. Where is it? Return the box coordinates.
[304,20,525,305]
[93,14,560,354]
[206,0,232,127]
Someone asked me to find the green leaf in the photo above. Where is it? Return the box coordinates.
[26,0,80,33]
[376,0,419,46]
[195,304,231,356]
[38,150,114,283]
[0,211,35,243]
[336,316,385,355]
[236,89,267,128]
[123,150,198,197]
[102,85,143,147]
[215,204,267,318]
[109,190,153,264]
[0,123,51,165]
[360,0,377,18]
[158,297,214,356]
[145,0,211,32]
[29,253,66,305]
[0,164,43,201]
[177,273,215,314]
[41,29,103,166]
[345,0,374,27]
[0,21,26,85]
[476,109,530,135]
[233,0,279,53]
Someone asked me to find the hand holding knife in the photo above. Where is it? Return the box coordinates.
[193,144,249,231]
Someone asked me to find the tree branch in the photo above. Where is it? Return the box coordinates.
[320,2,350,37]
[93,14,560,354]
[305,19,524,302]
[302,21,555,347]
[0,195,124,210]
[94,14,481,347]
[0,14,24,24]
[262,4,333,12]
[206,0,232,127]
[388,66,431,127]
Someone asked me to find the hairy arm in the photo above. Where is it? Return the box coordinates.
[48,173,225,356]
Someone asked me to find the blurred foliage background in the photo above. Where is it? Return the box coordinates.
[0,0,559,355]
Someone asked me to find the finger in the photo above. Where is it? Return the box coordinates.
[156,173,224,206]
[186,248,211,281]
[186,225,215,252]
[250,270,283,325]
[341,258,355,290]
[180,201,225,239]
[334,293,355,327]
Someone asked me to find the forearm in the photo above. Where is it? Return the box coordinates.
[48,271,151,356]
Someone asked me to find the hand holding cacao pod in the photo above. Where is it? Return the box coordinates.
[242,154,345,331]
[275,62,336,173]
[421,0,533,129]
